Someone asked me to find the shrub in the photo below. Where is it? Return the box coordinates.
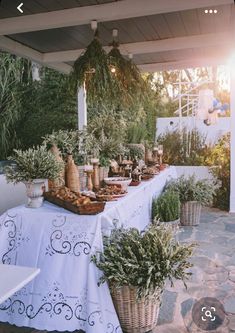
[165,175,215,206]
[206,133,230,210]
[92,225,195,300]
[152,190,180,222]
[5,145,64,183]
[157,127,208,166]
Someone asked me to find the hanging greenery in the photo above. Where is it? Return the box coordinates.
[71,34,114,106]
[108,45,144,107]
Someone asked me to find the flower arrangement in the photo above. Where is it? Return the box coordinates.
[5,145,64,184]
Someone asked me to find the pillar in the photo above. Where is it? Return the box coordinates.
[78,83,87,131]
[230,64,235,212]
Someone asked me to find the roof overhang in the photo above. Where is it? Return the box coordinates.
[0,0,234,73]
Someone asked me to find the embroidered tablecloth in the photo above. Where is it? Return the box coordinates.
[0,167,177,332]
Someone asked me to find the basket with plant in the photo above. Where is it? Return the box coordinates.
[165,175,215,226]
[152,190,180,231]
[92,224,195,333]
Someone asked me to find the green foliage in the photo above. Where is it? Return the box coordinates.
[127,144,145,160]
[108,46,144,107]
[0,53,32,159]
[92,224,195,300]
[16,69,77,149]
[127,123,147,144]
[206,134,230,210]
[165,175,215,205]
[88,109,127,165]
[43,129,79,156]
[157,127,208,166]
[5,145,64,183]
[43,129,101,164]
[152,190,180,222]
[71,36,114,107]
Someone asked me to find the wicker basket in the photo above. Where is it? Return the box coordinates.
[111,286,160,333]
[160,219,180,232]
[180,201,201,226]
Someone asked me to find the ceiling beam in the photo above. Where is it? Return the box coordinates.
[138,57,228,72]
[0,0,233,35]
[43,32,232,63]
[0,36,72,74]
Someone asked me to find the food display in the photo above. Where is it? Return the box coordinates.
[142,166,160,176]
[104,177,132,191]
[44,187,105,215]
[96,185,127,201]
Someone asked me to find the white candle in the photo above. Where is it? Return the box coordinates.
[91,158,99,164]
[84,165,93,171]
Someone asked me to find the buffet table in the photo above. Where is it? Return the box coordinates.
[0,167,177,332]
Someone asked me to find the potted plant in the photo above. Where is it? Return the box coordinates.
[92,225,195,333]
[152,190,180,231]
[5,145,64,208]
[165,175,215,226]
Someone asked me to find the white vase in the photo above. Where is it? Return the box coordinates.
[24,179,46,208]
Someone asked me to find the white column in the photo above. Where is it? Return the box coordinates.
[230,65,235,212]
[32,61,41,81]
[77,83,87,131]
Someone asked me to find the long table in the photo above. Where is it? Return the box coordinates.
[0,167,177,332]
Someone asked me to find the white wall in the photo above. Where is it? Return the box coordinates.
[156,117,230,144]
[0,175,27,214]
[175,166,214,180]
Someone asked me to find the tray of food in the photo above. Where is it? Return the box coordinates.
[142,167,160,175]
[44,187,105,215]
[96,185,127,201]
[141,174,155,181]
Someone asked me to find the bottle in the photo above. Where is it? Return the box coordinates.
[66,154,80,193]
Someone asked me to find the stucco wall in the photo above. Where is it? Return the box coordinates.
[0,175,27,215]
[156,117,230,144]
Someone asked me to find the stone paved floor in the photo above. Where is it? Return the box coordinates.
[1,208,235,333]
[153,208,235,333]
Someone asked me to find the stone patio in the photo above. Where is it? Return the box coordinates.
[154,208,235,333]
[0,208,235,333]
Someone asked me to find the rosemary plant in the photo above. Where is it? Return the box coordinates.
[92,224,195,300]
[5,145,64,183]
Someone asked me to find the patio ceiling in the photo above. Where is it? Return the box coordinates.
[0,0,234,73]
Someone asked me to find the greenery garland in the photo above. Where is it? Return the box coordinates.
[108,45,144,107]
[71,34,114,106]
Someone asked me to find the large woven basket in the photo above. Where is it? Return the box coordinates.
[111,286,160,333]
[180,201,201,226]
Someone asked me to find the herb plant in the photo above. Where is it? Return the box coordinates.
[165,175,215,205]
[5,145,64,183]
[92,224,195,300]
[152,190,180,222]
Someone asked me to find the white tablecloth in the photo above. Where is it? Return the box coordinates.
[0,167,177,332]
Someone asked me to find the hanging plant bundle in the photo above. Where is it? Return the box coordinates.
[108,46,145,106]
[71,35,114,106]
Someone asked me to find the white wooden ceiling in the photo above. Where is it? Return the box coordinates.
[0,0,234,73]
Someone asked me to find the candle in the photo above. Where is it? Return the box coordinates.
[91,158,99,164]
[84,164,93,171]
